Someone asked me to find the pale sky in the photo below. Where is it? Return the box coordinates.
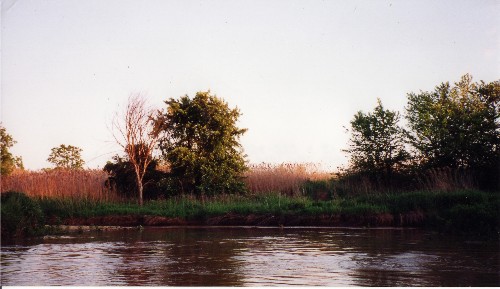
[1,0,499,171]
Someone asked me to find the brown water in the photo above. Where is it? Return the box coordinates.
[1,227,498,286]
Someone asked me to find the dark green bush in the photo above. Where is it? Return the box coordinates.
[1,191,45,238]
[104,156,169,200]
[434,203,499,237]
[302,179,336,200]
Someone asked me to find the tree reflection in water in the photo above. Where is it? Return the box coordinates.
[106,227,247,286]
[1,227,498,286]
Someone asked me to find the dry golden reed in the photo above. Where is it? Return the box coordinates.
[1,163,332,201]
[1,169,120,201]
[244,163,332,196]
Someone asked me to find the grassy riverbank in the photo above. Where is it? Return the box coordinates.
[2,189,498,239]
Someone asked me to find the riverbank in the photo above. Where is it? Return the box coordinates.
[1,189,499,239]
[55,211,422,227]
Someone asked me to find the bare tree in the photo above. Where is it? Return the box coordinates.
[112,94,158,206]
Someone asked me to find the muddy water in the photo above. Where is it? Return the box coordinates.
[1,227,498,286]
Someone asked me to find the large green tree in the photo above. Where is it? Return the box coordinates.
[153,91,247,195]
[1,124,24,175]
[47,144,85,169]
[405,74,500,171]
[344,99,409,177]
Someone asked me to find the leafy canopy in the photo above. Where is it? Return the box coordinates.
[154,91,248,195]
[405,74,499,170]
[47,144,85,169]
[1,124,24,175]
[344,98,409,176]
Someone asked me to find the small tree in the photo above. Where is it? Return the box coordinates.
[343,99,409,179]
[47,144,84,169]
[112,94,159,206]
[153,91,247,196]
[1,124,24,175]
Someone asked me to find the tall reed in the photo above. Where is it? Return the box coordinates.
[1,163,332,202]
[1,169,120,202]
[244,163,332,196]
[416,167,475,191]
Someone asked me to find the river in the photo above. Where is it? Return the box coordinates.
[1,227,498,286]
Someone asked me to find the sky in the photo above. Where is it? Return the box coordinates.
[1,0,499,171]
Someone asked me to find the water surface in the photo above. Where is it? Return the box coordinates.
[1,227,498,286]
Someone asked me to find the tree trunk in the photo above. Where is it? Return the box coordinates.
[138,183,143,206]
[136,174,143,206]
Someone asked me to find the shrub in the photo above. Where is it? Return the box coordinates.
[439,203,499,237]
[302,179,336,200]
[104,156,169,200]
[1,191,45,238]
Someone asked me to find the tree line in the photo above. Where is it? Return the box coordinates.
[0,136,85,175]
[1,74,498,204]
[343,74,499,191]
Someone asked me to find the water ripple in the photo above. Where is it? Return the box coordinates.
[1,227,498,286]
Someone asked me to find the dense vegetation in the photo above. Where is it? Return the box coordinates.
[1,191,45,237]
[1,190,497,239]
[342,74,499,192]
[0,124,24,175]
[1,75,499,239]
[153,91,248,196]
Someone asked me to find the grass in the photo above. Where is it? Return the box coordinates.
[36,193,340,219]
[338,190,499,236]
[2,166,498,238]
[27,190,497,236]
[2,189,498,238]
[347,190,496,214]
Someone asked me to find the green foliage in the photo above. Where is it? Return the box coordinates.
[36,192,338,219]
[47,144,85,169]
[344,99,409,176]
[342,99,410,191]
[339,200,388,215]
[405,74,499,171]
[1,191,45,238]
[30,189,499,237]
[442,203,498,236]
[103,155,168,199]
[154,91,248,195]
[1,124,24,175]
[38,197,141,219]
[340,74,499,192]
[302,179,336,200]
